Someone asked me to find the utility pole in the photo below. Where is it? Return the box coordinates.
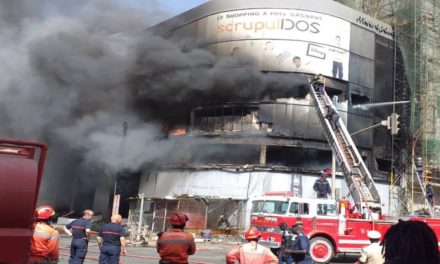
[112,121,128,215]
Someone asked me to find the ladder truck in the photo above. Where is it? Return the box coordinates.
[309,81,382,219]
[249,80,440,263]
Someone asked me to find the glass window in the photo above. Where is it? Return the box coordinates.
[317,204,337,216]
[251,201,289,214]
[289,202,309,215]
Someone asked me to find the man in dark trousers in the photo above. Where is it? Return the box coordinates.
[157,212,196,264]
[326,105,340,130]
[313,170,332,198]
[63,209,94,264]
[278,222,293,264]
[97,214,127,264]
[426,182,435,207]
[284,223,312,264]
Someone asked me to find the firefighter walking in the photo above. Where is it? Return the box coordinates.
[63,209,94,264]
[28,205,59,264]
[156,212,196,264]
[226,228,278,264]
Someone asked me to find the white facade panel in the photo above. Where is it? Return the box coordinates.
[138,169,392,227]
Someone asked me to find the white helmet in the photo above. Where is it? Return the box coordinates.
[367,230,381,239]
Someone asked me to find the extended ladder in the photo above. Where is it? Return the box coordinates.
[309,84,382,219]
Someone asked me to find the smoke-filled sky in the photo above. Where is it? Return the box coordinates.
[0,0,300,210]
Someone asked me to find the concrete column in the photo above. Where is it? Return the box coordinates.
[260,145,267,165]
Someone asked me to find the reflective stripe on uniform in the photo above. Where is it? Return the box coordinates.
[102,231,120,235]
[157,239,193,245]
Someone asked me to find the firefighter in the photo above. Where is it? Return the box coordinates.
[157,212,196,264]
[426,182,434,207]
[326,105,340,130]
[313,170,332,198]
[278,222,293,264]
[284,223,312,264]
[355,230,384,264]
[226,228,278,264]
[312,74,325,94]
[28,205,59,264]
[63,209,94,264]
[96,214,127,264]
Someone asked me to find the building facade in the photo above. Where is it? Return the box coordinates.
[129,0,397,237]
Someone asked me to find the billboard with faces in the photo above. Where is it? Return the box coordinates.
[197,9,351,80]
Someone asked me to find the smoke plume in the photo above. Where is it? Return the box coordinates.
[0,0,300,211]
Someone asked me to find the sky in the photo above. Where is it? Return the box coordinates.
[117,0,207,23]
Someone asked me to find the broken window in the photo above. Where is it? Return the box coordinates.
[351,93,370,105]
[376,158,391,172]
[191,105,260,133]
[266,146,332,168]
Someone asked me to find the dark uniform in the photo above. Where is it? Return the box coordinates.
[313,178,331,198]
[66,218,92,264]
[292,232,312,264]
[326,106,339,130]
[426,183,435,207]
[312,74,325,95]
[279,230,294,264]
[98,223,127,264]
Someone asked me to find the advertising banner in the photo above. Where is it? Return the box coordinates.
[209,39,349,81]
[197,9,351,80]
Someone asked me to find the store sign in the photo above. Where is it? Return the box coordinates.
[198,9,351,80]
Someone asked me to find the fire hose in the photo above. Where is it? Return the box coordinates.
[59,248,214,264]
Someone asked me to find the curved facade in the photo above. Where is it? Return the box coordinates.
[133,0,396,232]
[154,0,395,176]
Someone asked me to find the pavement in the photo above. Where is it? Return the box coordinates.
[58,234,237,264]
[58,234,360,263]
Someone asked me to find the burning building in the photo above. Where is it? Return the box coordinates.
[127,0,398,238]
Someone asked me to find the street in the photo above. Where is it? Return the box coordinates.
[58,235,359,264]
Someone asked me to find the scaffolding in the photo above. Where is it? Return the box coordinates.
[337,0,440,215]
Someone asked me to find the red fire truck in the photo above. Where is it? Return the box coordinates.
[249,82,440,263]
[250,193,440,263]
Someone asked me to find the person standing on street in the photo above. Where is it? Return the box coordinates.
[157,212,196,264]
[355,230,384,264]
[226,228,278,264]
[284,223,312,264]
[313,170,332,198]
[278,222,293,264]
[97,214,127,264]
[28,205,59,264]
[63,209,94,264]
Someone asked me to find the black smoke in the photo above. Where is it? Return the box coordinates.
[0,0,302,213]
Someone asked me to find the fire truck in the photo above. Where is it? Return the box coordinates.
[250,193,440,263]
[250,82,440,263]
[0,139,48,263]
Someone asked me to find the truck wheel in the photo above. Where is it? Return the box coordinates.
[310,237,334,263]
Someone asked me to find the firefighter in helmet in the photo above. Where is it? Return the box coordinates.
[311,74,326,95]
[156,212,196,264]
[313,169,332,198]
[28,205,59,264]
[226,228,278,264]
